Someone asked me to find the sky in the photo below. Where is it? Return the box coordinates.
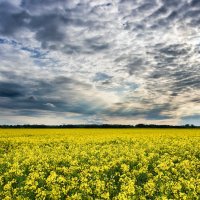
[0,0,200,125]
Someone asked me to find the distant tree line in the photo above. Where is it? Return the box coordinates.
[0,124,198,128]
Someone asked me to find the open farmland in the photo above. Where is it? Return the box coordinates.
[0,128,199,199]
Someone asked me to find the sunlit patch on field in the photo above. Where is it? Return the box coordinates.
[0,128,199,199]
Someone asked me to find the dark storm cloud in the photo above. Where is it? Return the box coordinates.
[28,13,67,49]
[126,58,147,75]
[0,2,29,36]
[0,82,24,97]
[0,75,101,117]
[0,0,113,54]
[143,103,179,120]
[0,1,73,49]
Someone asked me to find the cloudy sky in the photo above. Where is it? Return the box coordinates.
[0,0,200,125]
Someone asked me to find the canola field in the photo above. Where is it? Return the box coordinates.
[0,128,199,200]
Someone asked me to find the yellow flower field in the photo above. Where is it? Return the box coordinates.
[0,128,199,199]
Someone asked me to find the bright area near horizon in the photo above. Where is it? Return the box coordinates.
[0,0,200,125]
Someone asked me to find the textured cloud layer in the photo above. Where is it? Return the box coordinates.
[0,0,200,125]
